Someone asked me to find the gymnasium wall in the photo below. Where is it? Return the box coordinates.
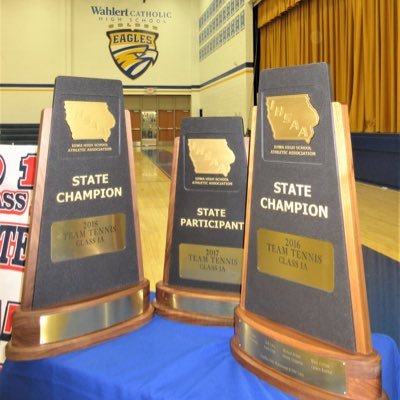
[0,0,254,131]
[1,1,68,123]
[197,0,254,132]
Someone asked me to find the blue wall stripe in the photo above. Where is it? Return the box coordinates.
[0,62,254,91]
[0,83,54,88]
[199,62,254,88]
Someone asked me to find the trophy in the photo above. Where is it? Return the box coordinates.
[7,77,153,360]
[154,117,247,325]
[231,64,383,399]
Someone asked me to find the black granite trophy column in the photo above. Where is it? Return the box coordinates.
[153,117,247,325]
[231,64,383,399]
[7,77,153,360]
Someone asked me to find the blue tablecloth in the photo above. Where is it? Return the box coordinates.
[0,314,399,400]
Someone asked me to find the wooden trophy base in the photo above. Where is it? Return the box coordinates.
[6,280,153,360]
[153,282,239,326]
[231,307,384,400]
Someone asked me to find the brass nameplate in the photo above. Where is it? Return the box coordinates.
[162,291,237,318]
[257,229,334,292]
[266,94,319,144]
[64,101,115,142]
[51,213,126,263]
[179,243,243,284]
[188,138,235,177]
[238,319,346,394]
[40,288,144,344]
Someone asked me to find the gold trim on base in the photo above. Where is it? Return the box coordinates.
[39,286,145,344]
[6,280,153,361]
[153,281,238,326]
[231,307,384,400]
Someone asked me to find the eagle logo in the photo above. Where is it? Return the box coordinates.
[107,29,159,80]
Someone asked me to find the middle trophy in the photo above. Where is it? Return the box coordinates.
[153,117,248,325]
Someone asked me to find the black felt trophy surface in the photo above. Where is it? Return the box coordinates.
[230,64,383,399]
[153,117,247,325]
[7,77,153,360]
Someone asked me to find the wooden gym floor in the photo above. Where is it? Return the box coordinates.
[133,146,400,290]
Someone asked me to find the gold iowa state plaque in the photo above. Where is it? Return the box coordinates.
[64,101,115,142]
[266,94,319,144]
[188,138,236,177]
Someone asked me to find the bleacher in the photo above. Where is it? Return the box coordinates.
[0,124,39,144]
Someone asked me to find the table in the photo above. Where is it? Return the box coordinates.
[0,314,399,400]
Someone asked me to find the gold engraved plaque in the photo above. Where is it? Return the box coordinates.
[238,319,346,394]
[266,94,319,144]
[64,101,116,142]
[188,139,235,177]
[179,243,243,284]
[257,229,334,292]
[40,288,144,344]
[161,291,237,318]
[51,213,126,263]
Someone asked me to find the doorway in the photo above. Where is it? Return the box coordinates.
[124,94,191,146]
[141,111,157,146]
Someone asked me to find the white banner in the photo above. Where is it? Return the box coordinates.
[0,144,37,364]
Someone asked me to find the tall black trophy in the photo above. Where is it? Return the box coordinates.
[231,64,383,399]
[7,77,153,360]
[153,117,247,325]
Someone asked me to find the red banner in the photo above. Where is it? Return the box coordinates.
[0,145,36,364]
